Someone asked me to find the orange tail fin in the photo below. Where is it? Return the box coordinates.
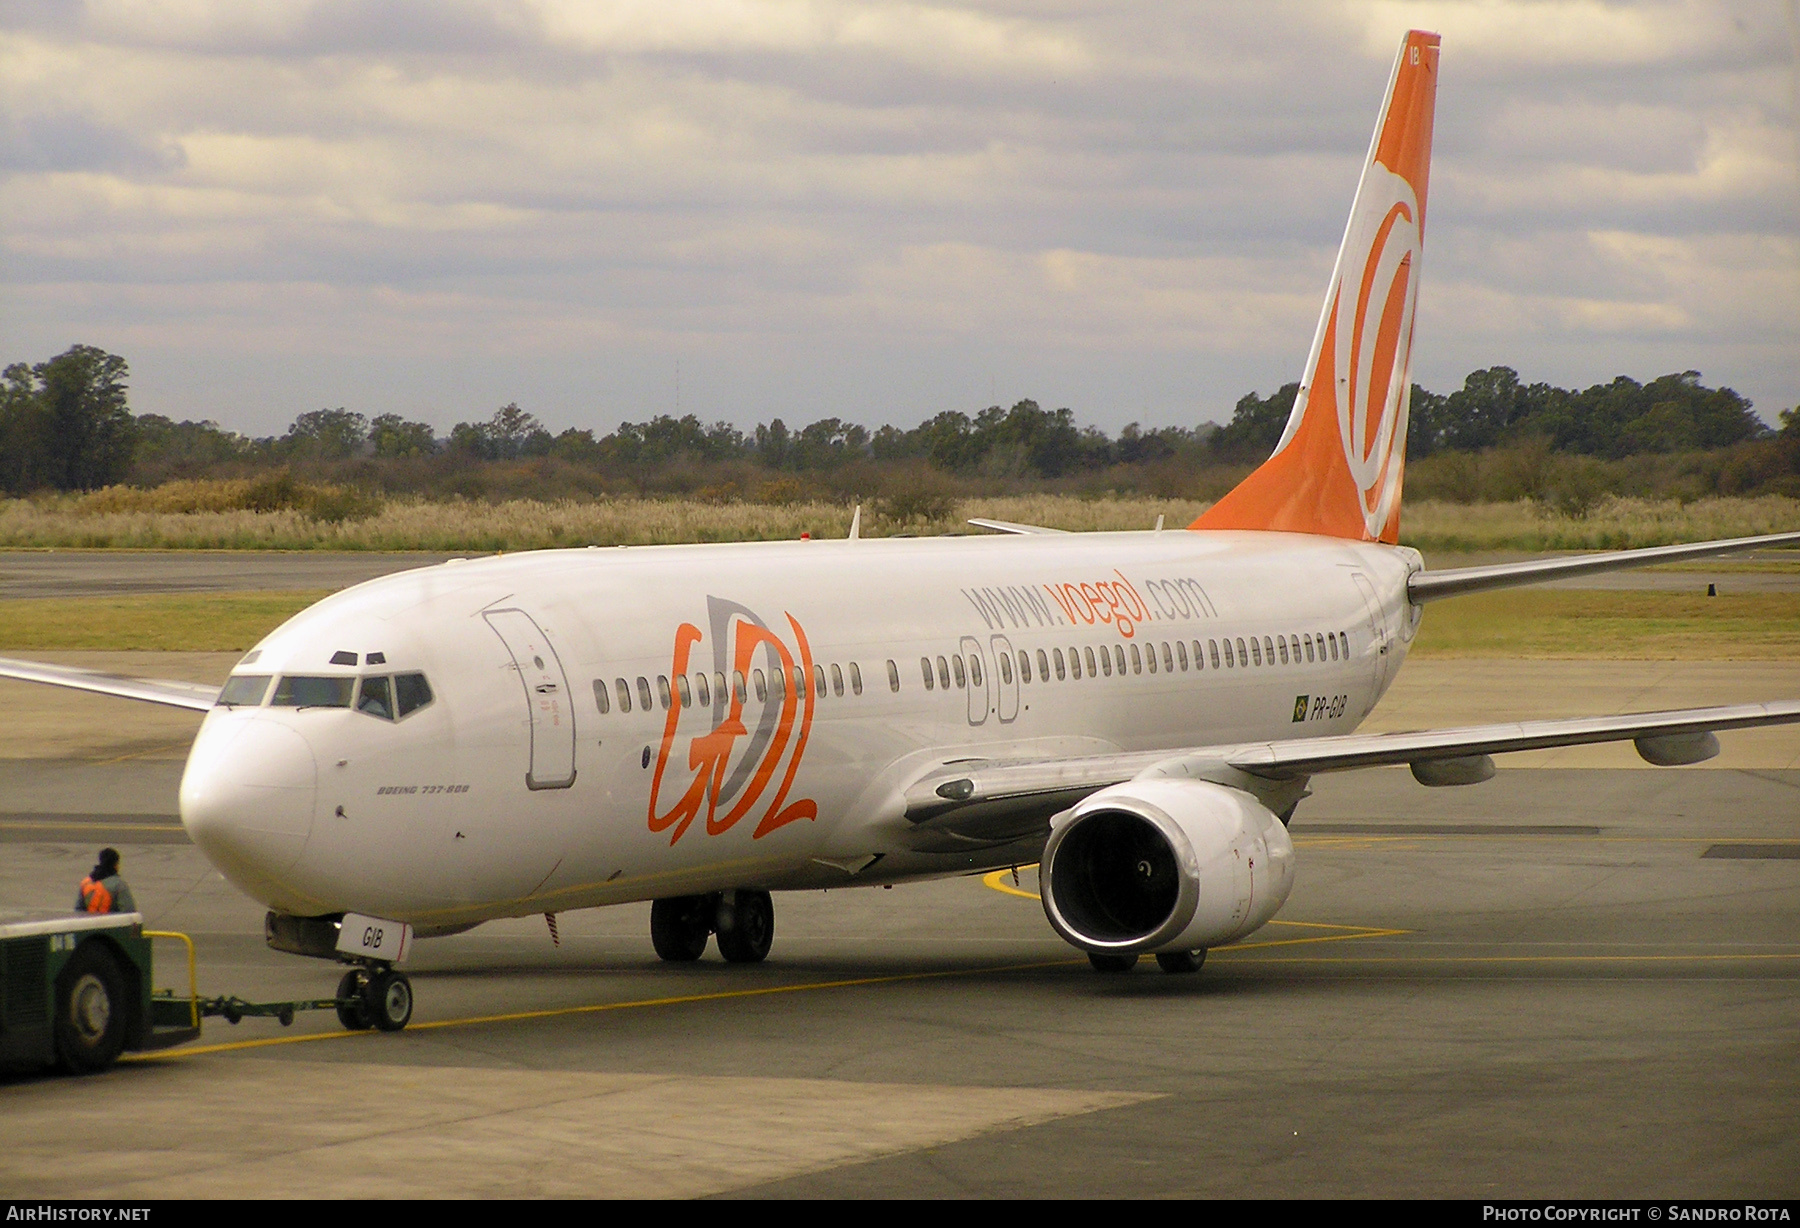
[1193,30,1439,544]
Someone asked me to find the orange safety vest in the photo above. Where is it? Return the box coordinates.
[79,876,114,913]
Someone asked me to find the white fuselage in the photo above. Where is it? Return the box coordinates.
[178,530,1421,932]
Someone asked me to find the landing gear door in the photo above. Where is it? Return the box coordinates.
[484,608,577,790]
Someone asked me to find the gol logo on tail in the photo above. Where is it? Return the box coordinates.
[1332,164,1418,540]
[648,597,818,845]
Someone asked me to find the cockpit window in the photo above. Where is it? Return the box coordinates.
[394,672,433,717]
[217,674,271,707]
[271,676,354,708]
[357,675,395,720]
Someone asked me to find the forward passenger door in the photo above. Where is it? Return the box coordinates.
[483,608,577,790]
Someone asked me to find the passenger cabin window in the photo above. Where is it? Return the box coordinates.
[830,664,844,697]
[1054,648,1066,680]
[1264,636,1276,665]
[951,655,966,689]
[998,653,1013,685]
[616,678,632,713]
[1019,650,1032,683]
[1177,641,1189,671]
[1209,639,1221,670]
[888,660,900,693]
[732,671,747,703]
[217,674,271,707]
[770,666,785,698]
[753,670,766,702]
[1250,638,1262,667]
[592,678,610,714]
[968,655,982,687]
[271,676,354,708]
[1039,649,1051,681]
[657,675,672,710]
[1069,648,1082,680]
[1163,642,1175,672]
[357,676,395,720]
[850,662,863,696]
[637,677,653,710]
[1238,637,1250,667]
[694,673,710,707]
[676,675,692,708]
[394,673,433,717]
[921,657,935,691]
[814,664,828,697]
[937,656,951,689]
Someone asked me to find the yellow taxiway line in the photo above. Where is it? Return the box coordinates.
[978,868,1411,949]
[121,957,1086,1062]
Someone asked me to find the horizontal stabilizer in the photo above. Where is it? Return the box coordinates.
[0,655,220,712]
[966,519,1069,535]
[1409,531,1800,603]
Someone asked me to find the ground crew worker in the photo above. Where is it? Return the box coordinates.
[75,847,136,914]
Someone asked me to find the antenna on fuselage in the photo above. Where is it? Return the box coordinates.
[848,504,862,540]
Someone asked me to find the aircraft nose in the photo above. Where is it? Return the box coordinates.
[181,716,319,900]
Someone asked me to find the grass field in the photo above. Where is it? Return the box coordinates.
[1409,590,1800,659]
[0,591,333,652]
[3,493,1797,553]
[1,587,1793,657]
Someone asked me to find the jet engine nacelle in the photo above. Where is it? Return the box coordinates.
[1039,778,1295,956]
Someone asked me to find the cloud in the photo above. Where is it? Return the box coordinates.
[0,1,1793,434]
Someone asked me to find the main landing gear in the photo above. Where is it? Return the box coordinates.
[1087,949,1207,976]
[650,890,774,964]
[334,964,414,1031]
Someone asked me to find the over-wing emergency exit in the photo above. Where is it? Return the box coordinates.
[5,31,1797,1028]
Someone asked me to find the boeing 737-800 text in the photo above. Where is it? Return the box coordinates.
[6,31,1798,1033]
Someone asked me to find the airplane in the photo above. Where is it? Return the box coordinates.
[6,30,1798,1037]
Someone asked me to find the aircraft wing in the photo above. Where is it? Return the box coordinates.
[903,701,1800,836]
[0,655,221,712]
[1408,530,1800,602]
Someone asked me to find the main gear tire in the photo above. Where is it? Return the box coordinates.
[1087,952,1139,974]
[650,895,714,962]
[715,890,774,964]
[1155,949,1207,975]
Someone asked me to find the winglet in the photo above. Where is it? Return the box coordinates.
[1193,30,1440,544]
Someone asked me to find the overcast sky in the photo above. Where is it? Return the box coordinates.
[3,0,1796,439]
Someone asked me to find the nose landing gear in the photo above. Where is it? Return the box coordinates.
[649,889,775,964]
[334,965,414,1031]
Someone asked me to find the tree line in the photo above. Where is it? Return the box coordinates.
[3,344,1797,502]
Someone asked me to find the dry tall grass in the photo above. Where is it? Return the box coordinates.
[1,491,1795,553]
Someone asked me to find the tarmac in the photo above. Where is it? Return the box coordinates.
[1,553,1797,1198]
